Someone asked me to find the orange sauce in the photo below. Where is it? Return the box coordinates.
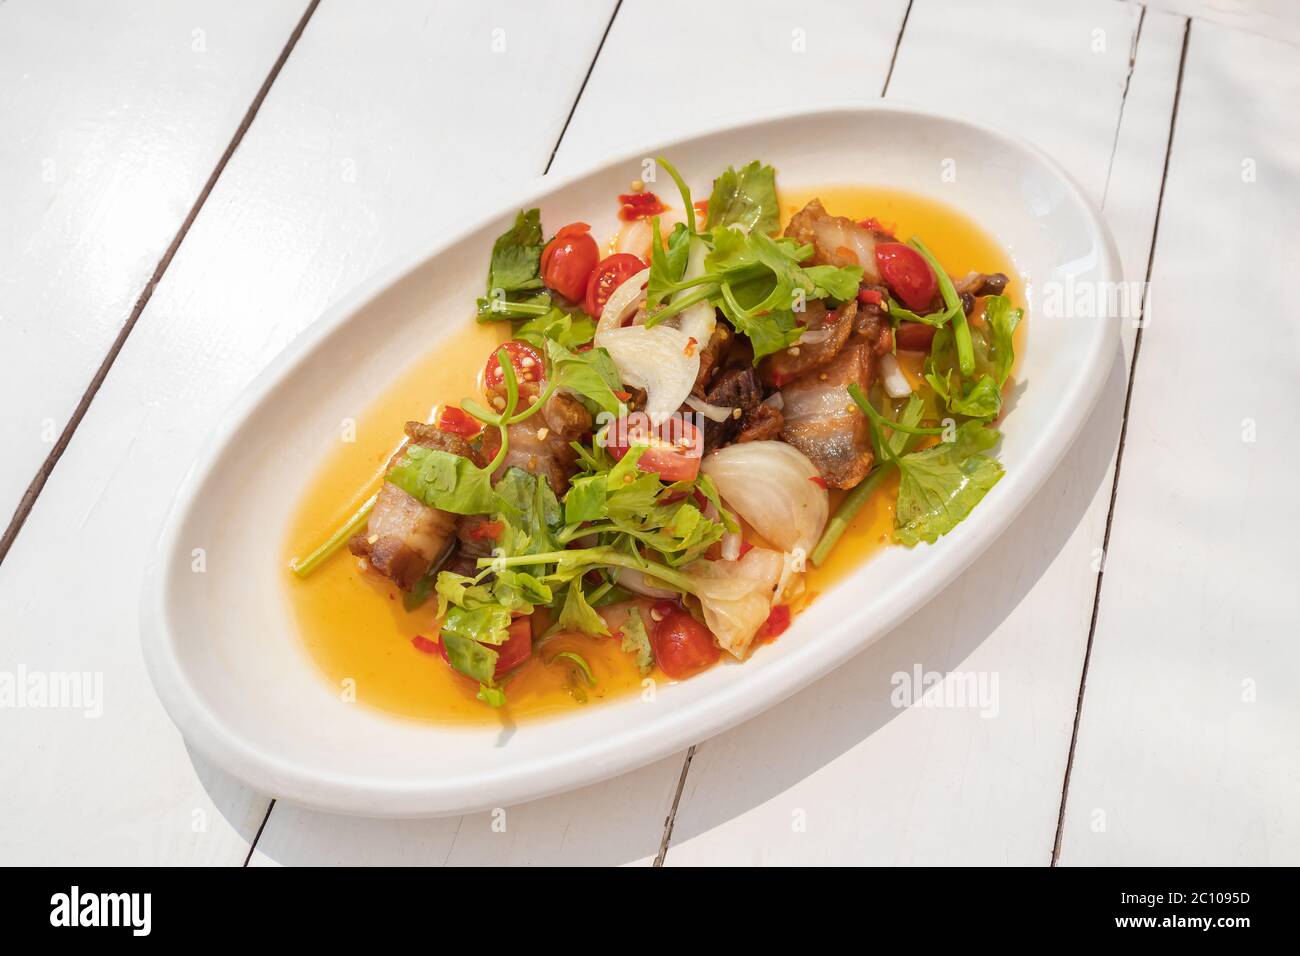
[283,186,1023,723]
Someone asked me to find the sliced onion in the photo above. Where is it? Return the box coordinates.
[720,531,742,561]
[595,323,699,424]
[686,395,735,423]
[614,566,678,600]
[700,441,829,554]
[686,547,785,658]
[763,391,784,410]
[615,219,653,259]
[880,352,912,398]
[595,267,650,335]
[673,235,716,347]
[798,327,833,345]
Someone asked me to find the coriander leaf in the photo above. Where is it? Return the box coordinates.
[984,294,1022,387]
[495,467,561,556]
[804,263,865,302]
[386,445,504,516]
[619,606,655,675]
[894,421,1004,546]
[545,340,625,418]
[514,306,596,350]
[705,160,779,235]
[647,219,691,309]
[548,651,597,687]
[443,604,513,646]
[441,631,498,683]
[484,209,544,297]
[564,473,608,524]
[556,582,609,638]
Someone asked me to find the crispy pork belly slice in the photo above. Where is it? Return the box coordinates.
[759,299,855,387]
[481,392,592,494]
[691,323,733,396]
[347,423,479,591]
[700,366,784,452]
[784,198,885,283]
[778,338,876,489]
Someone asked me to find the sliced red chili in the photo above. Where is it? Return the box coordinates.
[618,192,667,221]
[437,405,483,439]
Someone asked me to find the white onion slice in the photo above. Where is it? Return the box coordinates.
[880,352,912,398]
[685,396,735,423]
[763,391,785,410]
[614,566,678,600]
[700,441,829,554]
[615,219,653,259]
[595,323,699,424]
[595,267,650,335]
[720,531,742,562]
[673,235,716,347]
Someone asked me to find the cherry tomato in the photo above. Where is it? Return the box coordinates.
[618,192,667,221]
[607,415,702,482]
[422,616,532,678]
[483,341,544,392]
[756,605,791,643]
[540,222,599,303]
[584,253,646,319]
[651,608,719,679]
[894,321,936,352]
[874,242,937,312]
[436,404,483,439]
[494,616,533,676]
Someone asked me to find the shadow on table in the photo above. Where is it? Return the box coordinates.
[196,343,1127,865]
[662,339,1128,856]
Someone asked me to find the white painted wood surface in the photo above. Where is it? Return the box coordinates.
[0,0,309,525]
[1,0,1297,866]
[1057,20,1300,865]
[664,0,1180,867]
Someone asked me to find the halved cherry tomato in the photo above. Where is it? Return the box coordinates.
[494,616,533,675]
[874,242,937,312]
[894,321,937,352]
[436,404,483,439]
[541,222,599,303]
[483,341,544,392]
[756,605,791,643]
[618,192,667,221]
[651,608,719,679]
[607,415,702,482]
[423,616,532,678]
[584,253,646,319]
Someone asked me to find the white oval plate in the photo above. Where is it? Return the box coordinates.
[142,105,1120,817]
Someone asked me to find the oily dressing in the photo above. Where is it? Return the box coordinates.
[284,186,1023,723]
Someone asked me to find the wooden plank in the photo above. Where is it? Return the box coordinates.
[663,0,1185,866]
[1142,0,1300,48]
[0,0,615,865]
[0,0,310,527]
[250,0,911,866]
[1058,21,1300,865]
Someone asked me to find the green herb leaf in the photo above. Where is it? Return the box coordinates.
[484,209,545,297]
[545,340,625,418]
[386,445,505,516]
[476,683,507,707]
[619,606,655,675]
[443,604,513,646]
[556,581,609,638]
[548,651,597,687]
[514,306,597,350]
[441,631,498,684]
[893,421,1004,546]
[705,160,779,235]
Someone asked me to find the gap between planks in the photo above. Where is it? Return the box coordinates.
[1050,15,1193,866]
[0,0,322,570]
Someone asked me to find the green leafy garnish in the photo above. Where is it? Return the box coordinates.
[892,421,1004,546]
[513,306,596,350]
[477,209,548,319]
[619,607,655,675]
[705,160,779,235]
[555,581,610,638]
[385,445,505,516]
[924,294,1022,420]
[547,651,597,688]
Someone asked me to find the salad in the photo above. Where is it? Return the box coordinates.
[289,158,1021,710]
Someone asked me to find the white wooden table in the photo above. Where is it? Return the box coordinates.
[2,0,1297,866]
